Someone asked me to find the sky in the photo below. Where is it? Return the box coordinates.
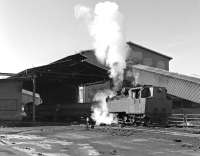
[0,0,200,76]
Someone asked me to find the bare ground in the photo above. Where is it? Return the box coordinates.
[0,125,199,156]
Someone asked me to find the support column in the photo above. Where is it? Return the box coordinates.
[32,74,36,122]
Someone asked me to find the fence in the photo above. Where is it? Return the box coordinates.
[168,114,200,127]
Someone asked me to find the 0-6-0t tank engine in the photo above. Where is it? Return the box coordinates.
[107,85,172,126]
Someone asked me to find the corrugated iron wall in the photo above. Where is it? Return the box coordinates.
[0,79,23,120]
[133,67,200,104]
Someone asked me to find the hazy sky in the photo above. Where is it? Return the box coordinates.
[0,0,200,76]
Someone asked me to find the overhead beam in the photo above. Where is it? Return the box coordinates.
[0,73,16,76]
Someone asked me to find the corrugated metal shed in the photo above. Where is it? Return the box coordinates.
[132,64,200,104]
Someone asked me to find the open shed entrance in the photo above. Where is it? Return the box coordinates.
[12,54,109,122]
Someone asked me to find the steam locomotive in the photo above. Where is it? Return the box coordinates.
[107,85,172,126]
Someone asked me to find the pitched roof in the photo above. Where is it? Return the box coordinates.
[50,41,172,71]
[127,41,173,60]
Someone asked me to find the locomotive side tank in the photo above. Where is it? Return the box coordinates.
[107,85,172,125]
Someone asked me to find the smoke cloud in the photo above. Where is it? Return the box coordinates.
[91,90,117,125]
[74,5,91,20]
[75,1,129,125]
[91,2,129,90]
[75,1,129,89]
[133,71,140,86]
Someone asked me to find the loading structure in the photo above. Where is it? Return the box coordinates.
[132,64,200,104]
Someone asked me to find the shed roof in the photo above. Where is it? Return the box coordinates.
[12,53,109,84]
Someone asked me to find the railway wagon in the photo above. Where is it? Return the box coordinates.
[107,85,172,125]
[23,102,93,122]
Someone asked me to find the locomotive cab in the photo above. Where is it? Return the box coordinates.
[129,86,153,99]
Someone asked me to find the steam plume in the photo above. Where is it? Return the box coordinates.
[75,1,129,125]
[75,1,129,87]
[91,90,116,125]
[90,1,129,90]
[74,5,91,20]
[133,72,140,86]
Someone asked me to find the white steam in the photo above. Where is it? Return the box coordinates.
[74,1,129,125]
[92,90,117,125]
[90,1,129,87]
[74,5,91,20]
[75,1,129,84]
[133,71,140,86]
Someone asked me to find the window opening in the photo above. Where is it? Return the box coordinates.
[130,89,140,99]
[141,87,151,98]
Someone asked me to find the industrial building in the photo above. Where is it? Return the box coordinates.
[11,53,109,121]
[0,41,199,122]
[9,41,173,122]
[79,41,172,103]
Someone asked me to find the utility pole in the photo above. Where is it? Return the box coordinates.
[32,74,36,122]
